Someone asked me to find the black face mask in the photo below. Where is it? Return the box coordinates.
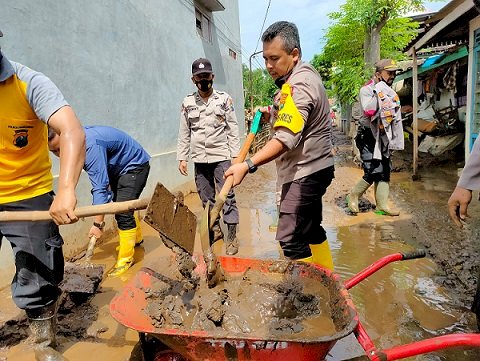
[195,79,213,92]
[274,68,294,89]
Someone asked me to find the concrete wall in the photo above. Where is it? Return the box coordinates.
[0,0,243,286]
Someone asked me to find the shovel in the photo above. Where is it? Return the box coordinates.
[0,183,196,293]
[202,110,263,287]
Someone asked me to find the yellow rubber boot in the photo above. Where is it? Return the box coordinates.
[297,255,314,263]
[108,228,136,277]
[134,213,144,246]
[310,241,334,271]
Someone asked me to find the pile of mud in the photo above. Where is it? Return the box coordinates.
[139,257,353,341]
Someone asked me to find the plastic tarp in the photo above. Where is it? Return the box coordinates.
[395,46,468,82]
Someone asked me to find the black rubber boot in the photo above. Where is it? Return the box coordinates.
[225,224,239,255]
[27,304,66,361]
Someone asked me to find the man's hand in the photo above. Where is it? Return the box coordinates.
[49,189,78,225]
[447,186,472,228]
[224,162,249,187]
[88,225,103,239]
[179,160,188,176]
[253,106,271,124]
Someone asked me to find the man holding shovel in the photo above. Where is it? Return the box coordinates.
[225,21,335,270]
[49,125,150,277]
[0,30,85,354]
[177,58,241,255]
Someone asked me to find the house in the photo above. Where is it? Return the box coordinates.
[397,0,479,174]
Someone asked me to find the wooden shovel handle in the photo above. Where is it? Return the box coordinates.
[0,198,149,222]
[209,132,256,228]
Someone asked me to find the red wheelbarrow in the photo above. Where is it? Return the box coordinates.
[110,250,480,361]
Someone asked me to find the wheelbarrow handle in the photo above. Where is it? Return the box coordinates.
[401,249,426,260]
[376,333,480,360]
[344,249,426,290]
[0,198,149,222]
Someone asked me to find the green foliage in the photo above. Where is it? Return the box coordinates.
[311,53,333,83]
[317,0,423,104]
[242,64,276,109]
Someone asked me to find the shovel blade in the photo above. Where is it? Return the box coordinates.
[143,183,196,255]
[61,262,104,294]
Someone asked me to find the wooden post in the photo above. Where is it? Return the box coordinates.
[412,48,419,179]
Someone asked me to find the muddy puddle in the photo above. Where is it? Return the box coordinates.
[325,222,480,360]
[138,256,352,342]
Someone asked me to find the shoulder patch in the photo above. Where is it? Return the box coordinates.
[273,83,304,134]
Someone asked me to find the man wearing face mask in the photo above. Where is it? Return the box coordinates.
[347,59,404,216]
[225,21,335,270]
[177,58,241,255]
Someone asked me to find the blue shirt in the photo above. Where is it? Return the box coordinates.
[84,126,151,205]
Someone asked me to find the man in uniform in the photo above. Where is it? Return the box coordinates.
[347,59,404,216]
[0,30,85,352]
[448,136,480,330]
[49,125,150,277]
[177,58,241,255]
[225,21,335,270]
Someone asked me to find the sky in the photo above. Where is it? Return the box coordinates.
[239,0,450,68]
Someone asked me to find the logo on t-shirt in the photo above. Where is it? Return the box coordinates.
[13,129,29,148]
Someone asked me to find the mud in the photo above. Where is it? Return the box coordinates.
[0,296,100,348]
[0,264,103,348]
[333,129,479,316]
[61,262,104,295]
[140,257,344,341]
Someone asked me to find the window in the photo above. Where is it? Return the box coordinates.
[229,48,237,60]
[195,7,212,42]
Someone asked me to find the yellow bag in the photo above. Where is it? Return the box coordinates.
[273,83,304,134]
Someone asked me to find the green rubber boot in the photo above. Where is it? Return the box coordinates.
[347,179,371,214]
[374,181,400,216]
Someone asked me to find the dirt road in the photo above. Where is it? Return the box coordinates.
[0,129,478,360]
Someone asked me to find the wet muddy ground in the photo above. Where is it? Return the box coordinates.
[0,128,479,360]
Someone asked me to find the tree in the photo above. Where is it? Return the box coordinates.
[315,0,421,104]
[342,0,423,69]
[242,64,276,111]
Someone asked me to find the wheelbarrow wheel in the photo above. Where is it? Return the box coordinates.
[153,350,187,361]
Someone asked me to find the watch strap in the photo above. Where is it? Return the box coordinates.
[245,158,257,173]
[93,221,105,230]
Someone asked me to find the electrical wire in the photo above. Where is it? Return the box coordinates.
[253,0,272,54]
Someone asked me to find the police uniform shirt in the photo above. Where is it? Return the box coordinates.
[177,89,240,163]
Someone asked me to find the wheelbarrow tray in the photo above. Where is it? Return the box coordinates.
[110,256,358,361]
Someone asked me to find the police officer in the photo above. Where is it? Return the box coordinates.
[225,22,335,270]
[347,59,404,216]
[177,58,240,255]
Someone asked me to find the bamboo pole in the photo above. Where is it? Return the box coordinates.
[412,48,419,179]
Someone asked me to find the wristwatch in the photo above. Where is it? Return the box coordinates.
[245,158,257,174]
[93,221,105,230]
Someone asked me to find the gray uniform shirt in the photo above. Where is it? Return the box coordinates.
[458,137,480,190]
[270,62,334,185]
[177,89,240,163]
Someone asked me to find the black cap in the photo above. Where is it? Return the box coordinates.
[192,58,213,75]
[0,29,3,37]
